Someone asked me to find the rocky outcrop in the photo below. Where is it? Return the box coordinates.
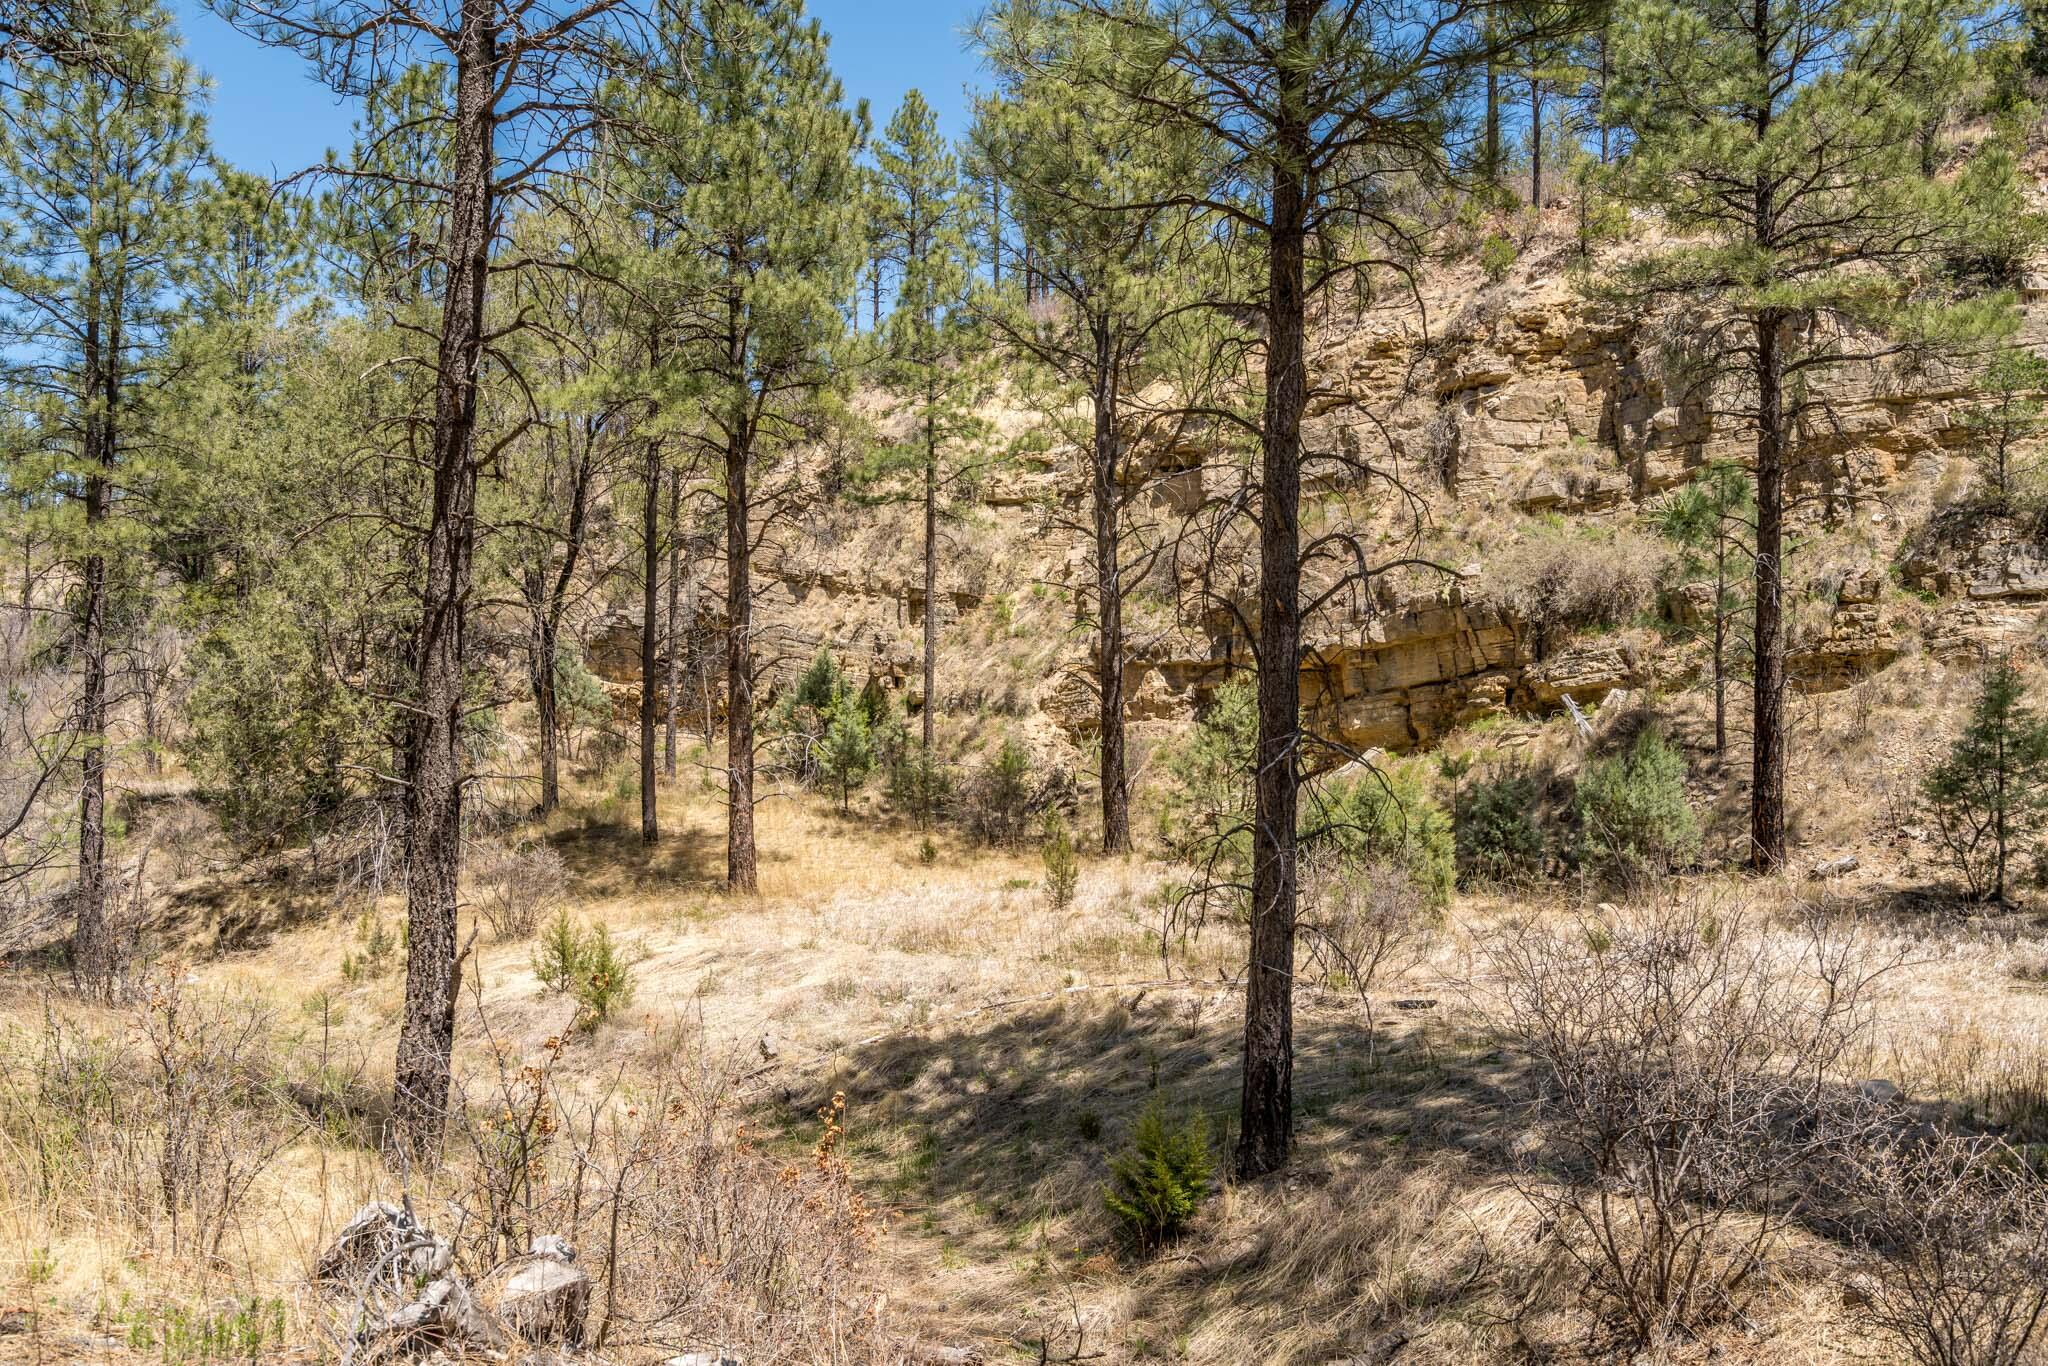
[580,262,2048,759]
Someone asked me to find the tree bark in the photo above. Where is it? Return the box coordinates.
[664,470,681,781]
[533,611,559,811]
[392,0,494,1157]
[725,312,758,891]
[1484,57,1500,183]
[640,439,660,845]
[1712,531,1727,756]
[1090,318,1130,856]
[73,358,111,989]
[1238,0,1310,1181]
[1750,305,1787,870]
[922,410,938,755]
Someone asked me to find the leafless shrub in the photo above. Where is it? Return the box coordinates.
[469,840,568,940]
[1482,524,1664,654]
[1,980,300,1259]
[1841,1131,2048,1366]
[320,799,403,906]
[1486,893,1899,1350]
[437,1019,892,1360]
[1301,853,1437,1061]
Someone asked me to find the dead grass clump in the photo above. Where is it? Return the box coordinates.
[1487,893,1897,1351]
[1481,522,1665,653]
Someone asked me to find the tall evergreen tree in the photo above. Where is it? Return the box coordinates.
[1605,0,2026,871]
[0,0,209,988]
[973,7,1212,855]
[1012,0,1563,1178]
[212,0,639,1153]
[640,0,864,893]
[867,89,987,769]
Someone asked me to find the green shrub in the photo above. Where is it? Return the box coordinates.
[530,911,636,1030]
[889,739,952,827]
[960,737,1034,845]
[814,701,876,811]
[1574,727,1700,879]
[1455,766,1546,886]
[1479,232,1518,282]
[532,910,585,994]
[1923,661,2048,903]
[1102,1097,1213,1251]
[1041,810,1079,911]
[1319,765,1455,908]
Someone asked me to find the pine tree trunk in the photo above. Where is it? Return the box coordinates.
[640,440,660,845]
[74,481,111,987]
[71,309,112,991]
[1529,79,1543,208]
[1090,319,1130,856]
[392,2,494,1157]
[664,470,681,781]
[1239,0,1310,1180]
[922,411,938,754]
[534,611,560,813]
[1485,60,1500,183]
[725,334,758,892]
[1750,305,1787,871]
[1712,537,1727,756]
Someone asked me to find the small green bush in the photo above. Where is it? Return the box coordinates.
[960,737,1034,845]
[530,911,637,1030]
[1319,765,1456,908]
[1102,1097,1213,1251]
[1479,232,1518,282]
[889,740,952,827]
[1574,727,1700,879]
[1041,810,1079,911]
[1455,766,1546,886]
[815,702,876,811]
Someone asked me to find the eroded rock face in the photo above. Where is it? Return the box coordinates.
[583,266,2048,758]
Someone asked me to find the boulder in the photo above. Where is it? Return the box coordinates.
[315,1201,451,1288]
[379,1274,502,1354]
[500,1236,589,1346]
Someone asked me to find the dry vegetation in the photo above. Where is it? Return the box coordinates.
[11,688,2048,1366]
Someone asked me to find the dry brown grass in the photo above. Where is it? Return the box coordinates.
[12,765,2048,1364]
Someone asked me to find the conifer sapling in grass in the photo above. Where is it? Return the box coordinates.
[1103,1097,1213,1252]
[1923,661,2048,904]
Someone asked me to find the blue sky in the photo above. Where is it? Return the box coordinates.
[171,0,988,176]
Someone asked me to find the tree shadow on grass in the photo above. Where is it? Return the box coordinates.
[542,817,726,898]
[792,990,1545,1359]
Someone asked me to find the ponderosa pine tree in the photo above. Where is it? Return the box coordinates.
[1015,0,1568,1178]
[0,0,209,989]
[494,229,629,819]
[212,0,640,1152]
[866,89,988,768]
[973,6,1212,855]
[1924,660,2048,903]
[638,0,864,893]
[1604,0,2027,872]
[1657,461,1751,755]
